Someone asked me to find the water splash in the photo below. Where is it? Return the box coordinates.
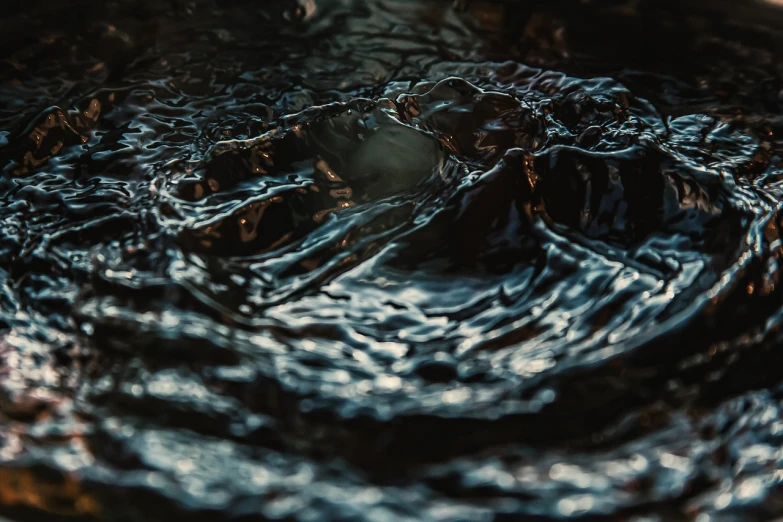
[3,0,783,520]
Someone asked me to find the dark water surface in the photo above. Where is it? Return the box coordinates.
[4,0,783,520]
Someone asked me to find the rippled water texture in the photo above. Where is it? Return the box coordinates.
[6,0,783,520]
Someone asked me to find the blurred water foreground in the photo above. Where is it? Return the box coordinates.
[4,0,783,520]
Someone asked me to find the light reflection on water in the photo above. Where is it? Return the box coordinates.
[3,0,783,520]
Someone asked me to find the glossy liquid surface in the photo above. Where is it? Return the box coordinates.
[3,1,783,520]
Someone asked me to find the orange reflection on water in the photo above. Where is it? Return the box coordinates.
[0,467,100,517]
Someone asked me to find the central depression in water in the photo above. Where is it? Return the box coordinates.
[4,1,783,521]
